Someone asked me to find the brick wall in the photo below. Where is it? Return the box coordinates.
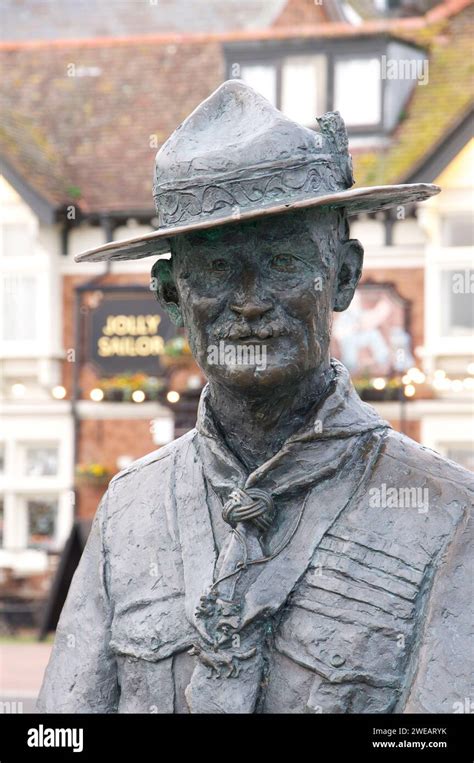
[77,417,158,519]
[388,418,421,442]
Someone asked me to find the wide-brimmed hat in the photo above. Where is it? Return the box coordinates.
[75,80,440,263]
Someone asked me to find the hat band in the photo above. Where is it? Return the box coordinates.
[154,158,350,227]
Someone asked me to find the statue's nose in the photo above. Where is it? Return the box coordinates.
[230,299,273,321]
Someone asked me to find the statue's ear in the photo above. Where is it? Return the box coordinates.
[150,258,184,327]
[333,239,364,312]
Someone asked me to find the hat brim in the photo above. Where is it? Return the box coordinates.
[75,183,440,263]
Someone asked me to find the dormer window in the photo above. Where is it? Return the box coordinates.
[225,35,426,136]
[281,56,327,126]
[334,56,382,128]
[239,64,277,106]
[238,55,326,126]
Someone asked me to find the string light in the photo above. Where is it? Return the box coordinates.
[433,377,450,391]
[90,388,104,402]
[132,390,145,403]
[167,390,180,403]
[407,367,426,384]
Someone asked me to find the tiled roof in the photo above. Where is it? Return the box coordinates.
[0,0,454,43]
[272,0,332,25]
[0,0,289,41]
[0,41,224,214]
[0,0,472,216]
[1,110,69,207]
[353,1,474,186]
[349,0,444,20]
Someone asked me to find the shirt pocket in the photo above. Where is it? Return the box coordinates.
[110,592,195,661]
[274,533,426,712]
[110,593,195,713]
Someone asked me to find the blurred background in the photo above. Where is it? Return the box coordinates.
[0,0,472,711]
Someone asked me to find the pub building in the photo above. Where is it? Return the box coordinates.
[0,0,472,631]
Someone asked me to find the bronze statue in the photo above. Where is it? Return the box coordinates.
[38,81,472,714]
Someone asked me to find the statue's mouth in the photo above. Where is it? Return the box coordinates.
[214,323,291,342]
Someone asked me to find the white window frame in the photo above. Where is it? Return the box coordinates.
[23,494,60,551]
[0,179,61,359]
[19,441,61,478]
[333,55,382,130]
[424,246,474,360]
[236,54,328,127]
[239,63,277,106]
[280,54,327,126]
[421,413,474,471]
[0,414,74,568]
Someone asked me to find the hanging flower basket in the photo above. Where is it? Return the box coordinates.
[97,374,166,402]
[75,463,112,487]
[161,336,194,369]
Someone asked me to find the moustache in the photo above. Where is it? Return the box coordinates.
[213,319,291,341]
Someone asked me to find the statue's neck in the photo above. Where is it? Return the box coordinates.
[206,361,334,471]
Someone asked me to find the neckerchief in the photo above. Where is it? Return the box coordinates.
[175,360,390,712]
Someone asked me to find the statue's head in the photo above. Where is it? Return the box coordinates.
[74,79,439,392]
[151,206,363,391]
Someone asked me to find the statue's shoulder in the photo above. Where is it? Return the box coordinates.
[380,428,473,496]
[108,428,197,491]
[100,430,196,563]
[101,428,198,537]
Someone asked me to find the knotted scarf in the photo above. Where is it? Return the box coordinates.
[175,360,389,712]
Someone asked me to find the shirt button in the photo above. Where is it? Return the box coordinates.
[330,653,346,667]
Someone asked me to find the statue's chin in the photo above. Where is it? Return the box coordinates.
[196,335,324,391]
[204,361,308,392]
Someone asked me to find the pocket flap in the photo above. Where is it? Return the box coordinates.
[110,593,194,661]
[275,603,405,688]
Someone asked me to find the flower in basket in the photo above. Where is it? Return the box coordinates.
[161,337,195,369]
[162,336,192,358]
[97,373,166,401]
[76,463,112,485]
[143,376,166,397]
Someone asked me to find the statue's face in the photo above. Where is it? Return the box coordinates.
[157,208,362,393]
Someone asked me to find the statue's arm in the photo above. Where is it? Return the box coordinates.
[37,491,119,713]
[404,508,473,713]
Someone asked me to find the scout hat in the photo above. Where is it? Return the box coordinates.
[75,79,440,263]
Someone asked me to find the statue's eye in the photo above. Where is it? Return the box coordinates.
[271,253,296,271]
[210,258,230,272]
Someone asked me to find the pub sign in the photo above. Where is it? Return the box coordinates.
[84,287,175,376]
